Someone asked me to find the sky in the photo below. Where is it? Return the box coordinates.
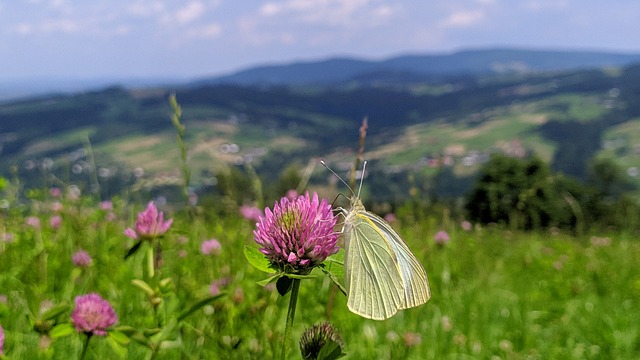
[2,0,640,81]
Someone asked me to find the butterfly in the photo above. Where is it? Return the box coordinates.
[322,160,431,320]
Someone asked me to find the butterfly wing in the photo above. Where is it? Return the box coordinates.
[344,211,406,320]
[362,211,431,309]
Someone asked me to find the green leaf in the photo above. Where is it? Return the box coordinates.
[143,328,161,337]
[317,339,346,360]
[116,326,151,348]
[106,334,129,358]
[158,277,174,293]
[131,279,156,297]
[114,326,137,336]
[324,250,345,277]
[41,303,70,321]
[150,318,178,344]
[125,241,143,259]
[321,249,346,295]
[276,276,293,296]
[108,330,131,345]
[177,294,224,322]
[49,323,75,339]
[244,245,274,273]
[320,268,347,296]
[285,273,317,280]
[256,273,282,287]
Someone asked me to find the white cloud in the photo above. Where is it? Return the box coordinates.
[185,23,222,39]
[257,0,397,26]
[40,18,79,33]
[176,1,205,24]
[127,2,166,17]
[259,2,283,17]
[114,24,131,36]
[526,0,569,11]
[438,10,485,28]
[243,0,400,46]
[12,18,80,34]
[14,23,33,35]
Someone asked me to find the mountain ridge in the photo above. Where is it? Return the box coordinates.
[199,48,640,86]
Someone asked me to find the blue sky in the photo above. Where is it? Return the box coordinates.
[2,0,640,80]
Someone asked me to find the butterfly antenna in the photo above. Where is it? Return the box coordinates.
[320,160,355,197]
[357,160,367,197]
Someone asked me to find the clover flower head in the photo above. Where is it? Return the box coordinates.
[50,187,62,197]
[200,238,221,255]
[124,201,173,240]
[239,205,263,222]
[299,322,344,360]
[209,278,229,296]
[434,230,450,246]
[72,250,93,267]
[403,332,422,347]
[71,293,117,336]
[1,233,14,243]
[52,201,64,212]
[100,201,113,211]
[384,213,397,223]
[26,216,41,229]
[49,215,62,230]
[254,192,338,273]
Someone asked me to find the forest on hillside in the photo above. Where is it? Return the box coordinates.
[1,64,639,217]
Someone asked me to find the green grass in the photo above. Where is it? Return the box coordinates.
[369,105,556,168]
[0,194,638,359]
[598,119,640,169]
[529,93,611,123]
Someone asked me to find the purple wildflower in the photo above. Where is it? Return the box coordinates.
[49,215,62,230]
[210,281,221,296]
[50,187,62,197]
[384,213,397,223]
[124,202,173,240]
[71,293,117,336]
[26,216,41,229]
[299,322,344,360]
[403,332,422,347]
[200,238,221,255]
[254,192,339,274]
[239,205,263,222]
[72,250,93,267]
[51,201,64,213]
[209,278,229,296]
[99,201,113,211]
[105,212,117,222]
[1,233,13,243]
[0,324,4,355]
[461,220,472,231]
[434,230,450,246]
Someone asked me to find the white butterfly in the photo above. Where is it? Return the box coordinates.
[323,160,430,320]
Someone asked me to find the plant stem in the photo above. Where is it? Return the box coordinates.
[80,334,92,360]
[282,278,301,359]
[146,244,155,280]
[169,95,191,203]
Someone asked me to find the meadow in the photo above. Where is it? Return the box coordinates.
[1,95,639,359]
[0,187,639,359]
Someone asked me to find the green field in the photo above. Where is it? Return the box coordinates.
[0,193,638,359]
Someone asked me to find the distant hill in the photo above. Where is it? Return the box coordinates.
[2,54,640,200]
[198,48,640,86]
